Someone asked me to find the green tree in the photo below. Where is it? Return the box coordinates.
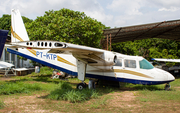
[0,15,11,35]
[112,38,180,62]
[25,8,106,48]
[0,14,32,35]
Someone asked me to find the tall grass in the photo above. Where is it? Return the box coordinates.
[0,100,6,109]
[0,82,42,95]
[47,82,99,103]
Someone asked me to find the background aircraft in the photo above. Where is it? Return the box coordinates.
[151,58,180,77]
[151,58,180,63]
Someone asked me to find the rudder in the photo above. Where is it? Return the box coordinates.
[11,9,29,43]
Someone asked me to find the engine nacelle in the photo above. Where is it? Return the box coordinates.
[103,52,117,66]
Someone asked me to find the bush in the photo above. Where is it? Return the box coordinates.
[48,82,99,103]
[58,82,72,90]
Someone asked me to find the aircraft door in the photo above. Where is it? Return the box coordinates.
[113,58,124,79]
[123,59,137,80]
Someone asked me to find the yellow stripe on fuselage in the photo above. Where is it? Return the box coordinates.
[57,56,76,67]
[27,49,36,56]
[114,69,153,79]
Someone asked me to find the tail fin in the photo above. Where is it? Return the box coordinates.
[11,9,29,43]
[0,30,8,59]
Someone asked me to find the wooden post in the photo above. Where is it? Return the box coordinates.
[107,34,108,50]
[110,34,111,51]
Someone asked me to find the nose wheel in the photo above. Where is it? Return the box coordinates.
[165,83,171,90]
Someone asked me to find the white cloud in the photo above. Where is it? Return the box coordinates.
[158,7,180,12]
[0,0,180,28]
[151,0,180,8]
[107,0,144,15]
[149,0,180,12]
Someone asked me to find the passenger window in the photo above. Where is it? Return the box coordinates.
[125,59,136,68]
[114,59,122,66]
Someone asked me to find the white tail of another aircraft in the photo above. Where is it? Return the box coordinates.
[11,9,29,43]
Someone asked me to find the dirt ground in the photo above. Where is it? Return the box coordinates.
[1,91,139,113]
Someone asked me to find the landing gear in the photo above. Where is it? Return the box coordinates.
[77,83,87,90]
[165,83,171,90]
[88,79,96,89]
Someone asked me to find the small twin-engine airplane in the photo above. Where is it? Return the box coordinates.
[6,9,175,90]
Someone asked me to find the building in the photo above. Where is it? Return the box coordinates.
[0,47,33,68]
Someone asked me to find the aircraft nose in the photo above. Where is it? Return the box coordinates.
[168,73,175,81]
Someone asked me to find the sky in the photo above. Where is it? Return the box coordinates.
[0,0,180,28]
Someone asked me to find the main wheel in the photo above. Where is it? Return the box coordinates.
[77,83,87,90]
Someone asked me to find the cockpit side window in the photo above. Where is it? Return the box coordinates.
[124,59,136,68]
[139,59,154,69]
[114,59,122,66]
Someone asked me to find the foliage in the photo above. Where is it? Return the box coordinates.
[28,66,53,79]
[0,15,11,34]
[0,14,33,35]
[25,8,106,48]
[48,81,99,103]
[0,82,42,95]
[112,38,180,65]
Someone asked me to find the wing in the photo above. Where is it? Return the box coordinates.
[7,41,118,66]
[151,58,180,62]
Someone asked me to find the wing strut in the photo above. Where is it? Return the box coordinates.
[77,60,87,82]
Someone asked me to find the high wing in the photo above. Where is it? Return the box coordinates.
[151,58,180,63]
[8,40,119,81]
[8,41,117,66]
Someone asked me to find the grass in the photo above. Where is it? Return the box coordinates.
[0,81,42,95]
[0,100,6,109]
[90,95,111,108]
[137,86,180,103]
[0,66,180,112]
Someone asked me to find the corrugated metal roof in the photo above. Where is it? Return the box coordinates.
[103,19,180,43]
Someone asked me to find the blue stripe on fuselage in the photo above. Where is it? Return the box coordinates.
[7,48,77,76]
[7,48,172,85]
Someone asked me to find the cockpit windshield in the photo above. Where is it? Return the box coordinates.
[139,59,154,69]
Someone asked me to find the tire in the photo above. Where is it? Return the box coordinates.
[77,83,87,90]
